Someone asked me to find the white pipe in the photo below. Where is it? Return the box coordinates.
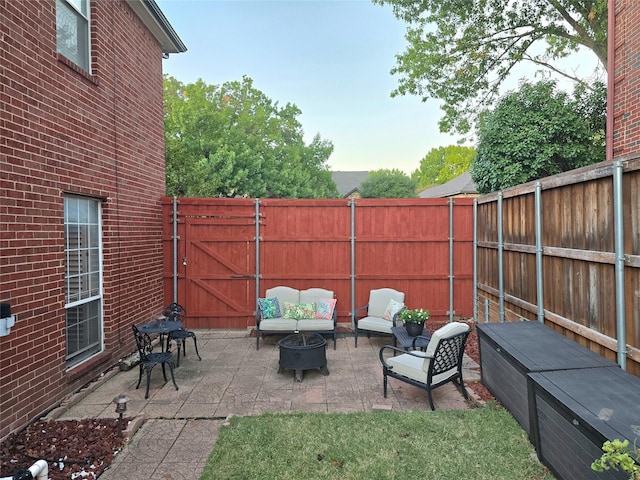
[0,459,48,480]
[29,460,48,480]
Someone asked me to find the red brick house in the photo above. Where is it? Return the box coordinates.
[0,0,185,438]
[610,1,640,158]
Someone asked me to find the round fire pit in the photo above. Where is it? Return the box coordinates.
[277,333,329,382]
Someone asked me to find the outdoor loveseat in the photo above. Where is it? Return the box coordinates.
[256,286,337,350]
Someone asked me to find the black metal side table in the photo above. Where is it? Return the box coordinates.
[391,326,432,351]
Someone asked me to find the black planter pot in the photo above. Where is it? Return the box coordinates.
[405,321,424,337]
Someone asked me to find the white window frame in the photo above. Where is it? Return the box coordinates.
[56,0,91,72]
[64,195,103,367]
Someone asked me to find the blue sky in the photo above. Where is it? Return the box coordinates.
[156,1,601,176]
[156,0,459,175]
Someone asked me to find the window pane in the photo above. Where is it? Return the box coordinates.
[66,300,101,365]
[56,0,89,71]
[64,196,102,367]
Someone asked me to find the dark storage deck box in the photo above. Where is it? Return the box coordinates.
[477,321,617,435]
[529,367,640,480]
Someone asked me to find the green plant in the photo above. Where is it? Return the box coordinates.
[398,308,431,323]
[592,439,640,480]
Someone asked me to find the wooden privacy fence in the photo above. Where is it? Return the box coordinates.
[475,155,640,376]
[161,197,474,331]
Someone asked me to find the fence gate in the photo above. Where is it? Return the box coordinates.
[163,198,258,329]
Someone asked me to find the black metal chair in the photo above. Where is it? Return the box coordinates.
[132,324,179,399]
[164,303,201,367]
[379,322,470,410]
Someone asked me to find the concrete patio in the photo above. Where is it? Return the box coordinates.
[51,329,482,480]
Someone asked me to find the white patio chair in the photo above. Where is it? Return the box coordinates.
[353,288,405,347]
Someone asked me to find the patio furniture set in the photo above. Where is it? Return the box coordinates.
[258,286,472,408]
[132,303,201,399]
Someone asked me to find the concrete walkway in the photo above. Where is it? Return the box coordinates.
[52,330,482,480]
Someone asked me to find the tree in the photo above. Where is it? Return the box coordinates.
[359,169,418,198]
[164,75,339,198]
[373,0,607,134]
[471,80,606,194]
[411,145,476,189]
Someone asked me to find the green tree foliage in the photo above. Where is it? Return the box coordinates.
[373,0,608,134]
[360,169,418,198]
[471,80,606,194]
[164,75,339,198]
[411,145,476,188]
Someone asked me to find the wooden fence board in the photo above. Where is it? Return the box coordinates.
[475,157,640,377]
[163,197,474,330]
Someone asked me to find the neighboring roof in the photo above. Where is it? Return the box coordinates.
[419,171,478,198]
[331,171,370,197]
[127,0,187,54]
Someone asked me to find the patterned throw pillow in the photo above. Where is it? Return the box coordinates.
[283,302,316,320]
[258,297,281,319]
[382,299,404,321]
[316,298,337,320]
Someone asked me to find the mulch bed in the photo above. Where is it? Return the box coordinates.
[0,418,130,480]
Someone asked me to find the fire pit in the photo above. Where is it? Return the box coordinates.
[277,333,329,382]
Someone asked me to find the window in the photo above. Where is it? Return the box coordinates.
[56,0,90,72]
[64,196,103,367]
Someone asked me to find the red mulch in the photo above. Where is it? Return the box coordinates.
[0,418,129,480]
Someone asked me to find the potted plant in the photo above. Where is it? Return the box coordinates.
[398,308,431,336]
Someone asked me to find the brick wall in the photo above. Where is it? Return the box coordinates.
[612,1,640,155]
[1,0,167,438]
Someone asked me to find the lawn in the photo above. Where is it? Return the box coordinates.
[200,402,555,480]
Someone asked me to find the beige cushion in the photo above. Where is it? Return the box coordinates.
[386,322,470,386]
[266,286,300,314]
[367,288,405,318]
[424,322,470,358]
[300,288,334,304]
[357,316,393,334]
[297,319,335,331]
[259,318,298,331]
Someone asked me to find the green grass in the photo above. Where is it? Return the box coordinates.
[200,403,555,480]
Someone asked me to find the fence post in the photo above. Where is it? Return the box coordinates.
[173,196,178,304]
[498,192,505,323]
[449,198,454,323]
[350,199,356,330]
[613,161,627,370]
[535,182,544,323]
[255,199,261,318]
[473,199,478,323]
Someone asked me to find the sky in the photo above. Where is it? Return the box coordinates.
[156,0,601,176]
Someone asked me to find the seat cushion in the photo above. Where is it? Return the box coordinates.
[258,318,298,331]
[297,319,335,331]
[387,351,429,382]
[357,316,393,334]
[387,353,457,385]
